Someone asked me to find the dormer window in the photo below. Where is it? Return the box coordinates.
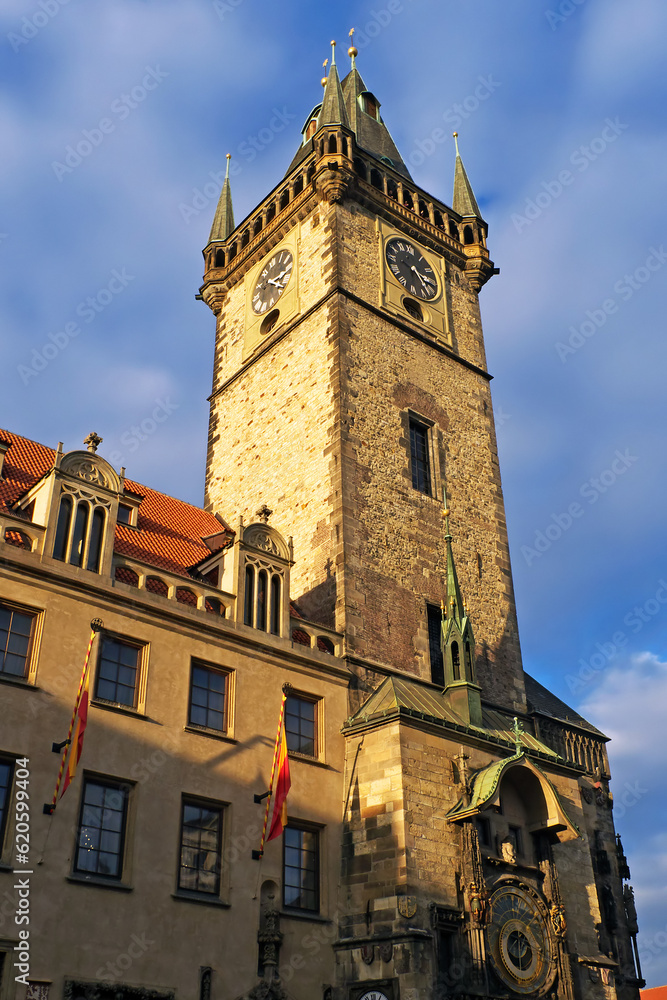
[359,92,380,121]
[236,520,292,638]
[306,118,318,140]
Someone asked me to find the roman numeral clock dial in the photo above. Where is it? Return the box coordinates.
[385,238,438,300]
[252,249,293,314]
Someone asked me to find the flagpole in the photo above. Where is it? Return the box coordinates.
[43,618,103,815]
[257,684,290,858]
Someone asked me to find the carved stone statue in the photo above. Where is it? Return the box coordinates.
[469,881,487,924]
[550,903,567,938]
[623,884,639,935]
[500,837,517,865]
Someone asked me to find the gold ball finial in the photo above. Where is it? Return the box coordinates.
[443,508,450,518]
[226,152,231,159]
[348,26,357,58]
[321,56,328,88]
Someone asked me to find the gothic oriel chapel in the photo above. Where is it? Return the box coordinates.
[0,38,643,1000]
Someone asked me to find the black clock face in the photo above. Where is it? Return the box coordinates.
[252,249,293,314]
[487,885,553,995]
[385,238,438,300]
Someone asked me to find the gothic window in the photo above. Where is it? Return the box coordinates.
[463,225,474,245]
[370,168,383,190]
[328,134,337,155]
[449,219,459,239]
[283,824,319,912]
[188,661,228,733]
[214,248,225,268]
[293,174,303,195]
[244,563,283,636]
[0,603,37,680]
[270,575,281,635]
[178,799,223,895]
[279,189,289,211]
[74,778,129,880]
[419,199,429,219]
[451,640,461,680]
[387,178,398,200]
[244,565,254,625]
[427,603,444,685]
[409,418,432,494]
[434,209,444,229]
[285,694,318,757]
[465,640,474,681]
[53,493,106,572]
[354,158,367,180]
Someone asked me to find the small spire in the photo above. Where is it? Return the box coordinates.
[442,488,464,625]
[348,28,357,69]
[321,57,328,88]
[452,133,482,219]
[208,154,235,243]
[319,47,349,128]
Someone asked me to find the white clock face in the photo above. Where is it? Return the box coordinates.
[358,992,389,1000]
[252,249,293,314]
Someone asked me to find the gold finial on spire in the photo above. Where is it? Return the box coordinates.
[321,57,328,88]
[453,131,460,157]
[348,28,358,66]
[225,153,231,179]
[330,39,336,66]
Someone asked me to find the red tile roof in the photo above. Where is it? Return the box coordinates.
[642,989,667,1000]
[0,429,228,579]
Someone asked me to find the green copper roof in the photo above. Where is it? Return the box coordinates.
[446,753,581,841]
[345,674,558,759]
[208,162,235,243]
[452,146,482,219]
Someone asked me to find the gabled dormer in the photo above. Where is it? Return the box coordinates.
[232,508,293,638]
[441,505,482,726]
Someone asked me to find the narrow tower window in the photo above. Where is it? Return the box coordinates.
[244,566,255,626]
[427,603,444,686]
[451,641,460,681]
[270,575,281,635]
[409,419,432,495]
[53,495,73,561]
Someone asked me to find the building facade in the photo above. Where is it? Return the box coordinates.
[0,41,643,1000]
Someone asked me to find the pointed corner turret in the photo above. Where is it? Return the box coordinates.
[208,154,235,244]
[440,495,483,727]
[320,41,349,129]
[452,133,482,219]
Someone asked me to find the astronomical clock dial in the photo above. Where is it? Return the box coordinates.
[385,237,438,301]
[486,885,554,995]
[252,249,293,314]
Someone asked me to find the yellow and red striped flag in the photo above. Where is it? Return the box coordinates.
[267,717,291,842]
[60,667,90,798]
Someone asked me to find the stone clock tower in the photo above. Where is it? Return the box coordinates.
[199,39,642,1000]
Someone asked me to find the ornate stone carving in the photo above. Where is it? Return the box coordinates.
[243,524,289,560]
[500,837,517,865]
[60,452,120,492]
[550,902,567,938]
[623,884,639,935]
[361,944,374,965]
[378,941,393,963]
[397,895,417,919]
[83,432,103,453]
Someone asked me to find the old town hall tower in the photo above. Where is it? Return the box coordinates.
[198,38,643,1000]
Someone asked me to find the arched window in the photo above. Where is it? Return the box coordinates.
[403,191,414,212]
[266,202,276,223]
[87,507,105,572]
[306,118,318,140]
[241,229,250,248]
[387,178,398,201]
[463,225,474,245]
[450,220,459,239]
[451,641,460,681]
[360,93,379,119]
[253,217,262,237]
[293,174,303,196]
[370,168,383,191]
[354,158,367,181]
[244,565,255,626]
[306,163,315,184]
[215,248,225,268]
[279,189,289,211]
[70,502,89,567]
[53,495,73,561]
[228,241,237,261]
[328,134,337,155]
[256,570,267,631]
[270,575,281,635]
[465,640,474,681]
[434,209,444,229]
[419,199,429,220]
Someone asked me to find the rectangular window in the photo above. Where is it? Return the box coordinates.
[0,603,36,679]
[178,799,223,895]
[188,662,227,733]
[75,778,128,879]
[508,825,523,857]
[95,635,141,707]
[283,824,319,912]
[476,817,491,847]
[285,695,317,757]
[0,759,14,848]
[410,419,432,494]
[427,603,444,685]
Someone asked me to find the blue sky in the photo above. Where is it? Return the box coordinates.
[2,0,666,983]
